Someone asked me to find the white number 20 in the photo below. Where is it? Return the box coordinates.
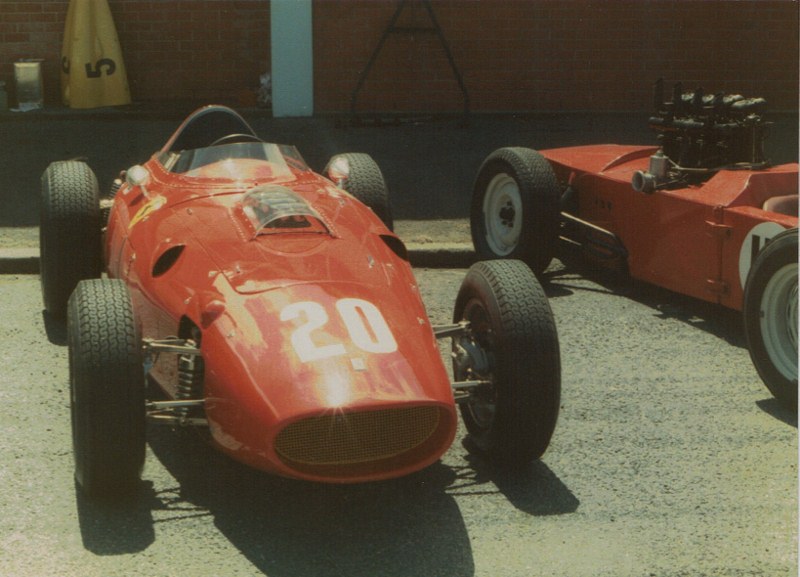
[280,298,398,363]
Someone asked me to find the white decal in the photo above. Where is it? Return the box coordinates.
[336,298,398,354]
[281,298,397,363]
[280,301,346,363]
[738,222,787,289]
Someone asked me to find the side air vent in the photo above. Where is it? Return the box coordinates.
[152,245,185,277]
[380,234,408,261]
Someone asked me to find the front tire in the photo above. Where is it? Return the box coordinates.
[40,161,102,319]
[743,228,798,409]
[452,260,561,466]
[470,147,560,276]
[68,279,146,499]
[325,152,394,231]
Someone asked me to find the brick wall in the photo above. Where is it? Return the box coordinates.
[314,0,799,113]
[115,0,270,105]
[0,0,270,107]
[0,0,797,113]
[0,0,66,104]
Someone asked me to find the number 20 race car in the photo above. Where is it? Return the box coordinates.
[472,81,797,409]
[40,106,561,499]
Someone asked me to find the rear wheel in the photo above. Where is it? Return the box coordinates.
[68,279,146,499]
[743,228,798,409]
[325,152,394,231]
[40,161,102,319]
[470,147,560,276]
[453,260,561,466]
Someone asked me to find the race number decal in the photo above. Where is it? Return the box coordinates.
[280,301,345,363]
[280,298,397,363]
[85,58,117,78]
[738,221,787,289]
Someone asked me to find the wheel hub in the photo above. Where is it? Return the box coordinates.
[499,202,516,227]
[482,172,522,256]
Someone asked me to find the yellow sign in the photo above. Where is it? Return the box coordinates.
[61,0,131,108]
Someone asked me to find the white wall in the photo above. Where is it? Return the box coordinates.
[270,0,313,117]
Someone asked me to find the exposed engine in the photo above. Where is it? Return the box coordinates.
[633,79,770,193]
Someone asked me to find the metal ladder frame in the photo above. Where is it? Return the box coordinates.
[349,0,470,124]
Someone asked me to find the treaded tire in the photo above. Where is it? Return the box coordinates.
[453,259,561,466]
[743,227,798,409]
[471,147,560,276]
[40,161,102,319]
[326,152,394,231]
[68,279,146,499]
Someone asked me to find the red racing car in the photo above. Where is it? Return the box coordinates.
[471,81,797,408]
[40,105,560,499]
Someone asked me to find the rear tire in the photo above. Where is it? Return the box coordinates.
[453,260,561,466]
[471,147,560,276]
[326,152,394,231]
[68,279,146,499]
[40,161,102,319]
[743,228,798,409]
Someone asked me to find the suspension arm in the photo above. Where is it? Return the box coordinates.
[433,321,470,339]
[146,399,207,427]
[143,337,201,356]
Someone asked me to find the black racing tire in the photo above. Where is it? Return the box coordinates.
[68,279,146,499]
[470,147,560,276]
[452,259,561,466]
[40,161,102,319]
[326,152,394,231]
[743,227,798,409]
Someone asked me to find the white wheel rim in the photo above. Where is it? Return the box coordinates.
[759,263,798,382]
[482,173,521,256]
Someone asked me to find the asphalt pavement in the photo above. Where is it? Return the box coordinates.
[1,105,797,272]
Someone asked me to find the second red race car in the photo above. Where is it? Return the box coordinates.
[471,81,797,409]
[40,105,561,499]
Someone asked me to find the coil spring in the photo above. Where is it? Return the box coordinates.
[101,178,123,227]
[108,177,123,199]
[177,346,204,417]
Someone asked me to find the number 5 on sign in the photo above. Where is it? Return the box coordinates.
[280,298,398,363]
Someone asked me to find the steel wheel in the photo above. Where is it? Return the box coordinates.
[759,263,798,383]
[482,172,523,256]
[470,147,560,276]
[743,227,798,409]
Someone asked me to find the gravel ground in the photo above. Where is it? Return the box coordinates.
[0,263,796,577]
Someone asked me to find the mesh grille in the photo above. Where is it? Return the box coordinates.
[275,406,441,467]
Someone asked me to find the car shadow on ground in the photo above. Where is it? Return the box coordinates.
[445,443,580,517]
[149,426,473,577]
[542,255,799,425]
[755,398,798,428]
[75,421,578,576]
[542,255,747,349]
[42,310,67,346]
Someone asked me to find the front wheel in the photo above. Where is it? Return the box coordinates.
[470,147,560,276]
[69,279,146,499]
[325,152,394,231]
[40,161,102,319]
[452,259,561,466]
[743,227,798,409]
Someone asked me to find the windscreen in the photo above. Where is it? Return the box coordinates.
[168,142,296,176]
[241,185,330,238]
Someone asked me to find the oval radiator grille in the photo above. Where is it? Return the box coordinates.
[275,406,441,467]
